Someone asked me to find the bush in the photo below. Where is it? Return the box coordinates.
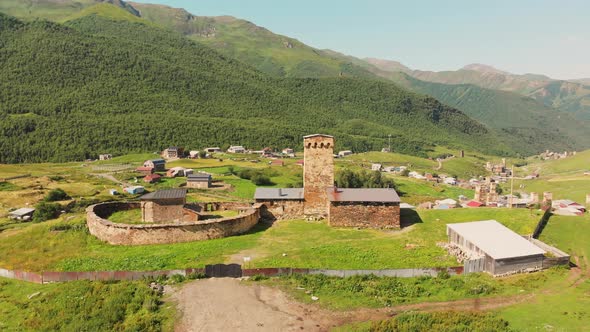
[370,311,512,332]
[44,188,69,202]
[33,202,62,222]
[251,174,273,186]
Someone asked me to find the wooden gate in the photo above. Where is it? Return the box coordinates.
[205,264,242,278]
[464,257,485,274]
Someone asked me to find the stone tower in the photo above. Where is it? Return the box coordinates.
[303,134,334,216]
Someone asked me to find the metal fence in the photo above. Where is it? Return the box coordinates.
[0,265,464,284]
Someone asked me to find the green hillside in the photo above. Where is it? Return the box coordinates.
[1,1,587,157]
[374,63,590,122]
[383,72,590,154]
[0,11,510,163]
[127,2,378,79]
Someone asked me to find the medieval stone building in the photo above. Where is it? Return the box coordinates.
[474,178,498,204]
[255,134,401,228]
[140,189,187,223]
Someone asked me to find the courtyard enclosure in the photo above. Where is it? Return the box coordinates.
[447,220,546,275]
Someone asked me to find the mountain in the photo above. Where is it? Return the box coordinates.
[1,1,588,156]
[368,60,590,122]
[0,11,510,163]
[383,72,590,154]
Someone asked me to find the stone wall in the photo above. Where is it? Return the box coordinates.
[256,200,305,220]
[187,181,210,189]
[303,135,334,216]
[87,202,259,245]
[328,202,400,229]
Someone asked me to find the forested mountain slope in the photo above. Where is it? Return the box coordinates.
[0,12,509,163]
[2,1,588,156]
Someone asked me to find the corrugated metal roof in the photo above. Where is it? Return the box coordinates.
[446,220,545,260]
[254,188,304,200]
[187,174,211,181]
[326,187,401,203]
[9,207,35,216]
[140,189,187,200]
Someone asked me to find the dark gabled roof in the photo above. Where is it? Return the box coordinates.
[254,188,304,200]
[167,147,179,151]
[326,187,401,203]
[140,189,186,201]
[150,159,166,164]
[187,173,211,181]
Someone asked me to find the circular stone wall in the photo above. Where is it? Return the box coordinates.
[86,202,260,245]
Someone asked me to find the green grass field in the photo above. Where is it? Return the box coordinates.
[0,208,542,272]
[495,214,590,331]
[0,277,173,331]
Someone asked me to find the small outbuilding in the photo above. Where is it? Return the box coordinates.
[8,208,35,221]
[143,159,166,172]
[124,186,145,195]
[186,173,212,189]
[447,220,546,275]
[326,187,401,229]
[144,174,162,183]
[140,189,187,223]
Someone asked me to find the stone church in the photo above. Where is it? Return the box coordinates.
[255,134,401,228]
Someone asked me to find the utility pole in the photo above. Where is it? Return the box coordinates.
[509,165,514,209]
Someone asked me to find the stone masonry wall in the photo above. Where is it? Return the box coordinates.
[303,135,334,216]
[257,200,305,220]
[328,202,400,229]
[87,202,259,245]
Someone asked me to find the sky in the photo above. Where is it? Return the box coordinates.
[131,0,590,79]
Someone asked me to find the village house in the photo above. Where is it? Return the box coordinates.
[140,189,187,223]
[8,207,35,221]
[189,150,200,159]
[136,166,154,175]
[227,145,246,154]
[435,198,458,209]
[254,134,401,228]
[166,167,189,178]
[186,173,212,189]
[99,154,112,161]
[337,150,352,158]
[161,147,183,159]
[371,163,382,171]
[326,187,400,228]
[552,199,586,216]
[474,178,498,204]
[124,186,145,195]
[144,173,162,184]
[282,148,295,157]
[143,159,166,172]
[204,147,221,153]
[447,220,547,276]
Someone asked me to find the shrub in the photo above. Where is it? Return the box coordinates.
[33,202,62,222]
[44,188,70,202]
[370,311,512,332]
[251,174,273,186]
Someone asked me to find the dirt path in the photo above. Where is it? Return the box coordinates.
[170,278,531,332]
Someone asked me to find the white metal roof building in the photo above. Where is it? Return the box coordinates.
[447,220,546,275]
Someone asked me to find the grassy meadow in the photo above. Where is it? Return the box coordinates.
[0,208,542,272]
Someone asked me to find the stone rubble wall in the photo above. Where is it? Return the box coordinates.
[86,202,259,245]
[328,202,400,229]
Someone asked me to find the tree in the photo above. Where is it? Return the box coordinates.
[33,202,62,222]
[44,188,69,202]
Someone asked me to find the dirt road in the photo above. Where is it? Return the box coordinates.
[171,278,352,332]
[170,278,533,332]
